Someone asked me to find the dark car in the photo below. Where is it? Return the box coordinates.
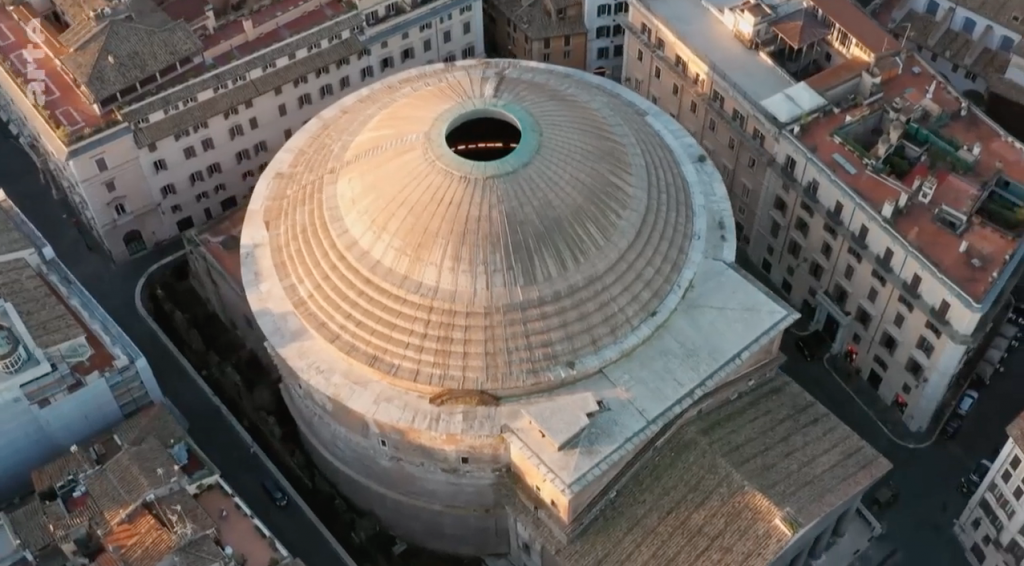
[796,330,831,361]
[955,390,980,416]
[960,460,993,495]
[262,479,289,507]
[944,414,964,439]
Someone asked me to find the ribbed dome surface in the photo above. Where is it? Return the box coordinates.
[253,61,695,394]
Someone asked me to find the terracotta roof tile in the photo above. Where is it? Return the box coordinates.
[112,405,187,448]
[6,499,55,551]
[105,510,177,566]
[809,0,895,56]
[770,9,831,47]
[31,450,95,491]
[549,373,889,566]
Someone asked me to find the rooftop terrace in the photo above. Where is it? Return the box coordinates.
[0,0,356,147]
[639,0,897,123]
[0,5,118,145]
[0,198,117,378]
[1,406,264,566]
[798,52,1024,302]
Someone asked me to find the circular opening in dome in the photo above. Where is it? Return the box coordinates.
[445,110,522,162]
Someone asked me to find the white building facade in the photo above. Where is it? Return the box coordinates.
[0,0,484,261]
[583,0,629,78]
[888,0,1023,95]
[620,0,1024,431]
[956,418,1024,566]
[0,191,162,498]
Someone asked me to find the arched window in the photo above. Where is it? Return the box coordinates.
[122,229,147,256]
[961,17,977,35]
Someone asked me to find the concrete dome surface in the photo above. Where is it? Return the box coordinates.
[247,60,696,394]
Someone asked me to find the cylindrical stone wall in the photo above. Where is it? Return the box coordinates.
[283,383,511,555]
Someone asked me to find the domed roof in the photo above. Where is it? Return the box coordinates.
[243,61,702,395]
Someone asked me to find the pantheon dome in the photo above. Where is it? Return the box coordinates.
[241,60,795,557]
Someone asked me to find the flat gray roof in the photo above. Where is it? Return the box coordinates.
[641,0,796,104]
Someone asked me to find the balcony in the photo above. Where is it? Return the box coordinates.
[802,182,820,204]
[901,279,921,299]
[826,207,843,225]
[874,255,893,274]
[929,305,949,326]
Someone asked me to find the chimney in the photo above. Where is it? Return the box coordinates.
[882,199,896,219]
[926,80,936,99]
[959,240,969,254]
[897,191,909,209]
[243,17,255,39]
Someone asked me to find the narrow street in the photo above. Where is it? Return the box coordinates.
[0,132,349,566]
[782,330,1024,566]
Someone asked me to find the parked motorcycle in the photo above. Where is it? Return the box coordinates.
[958,479,971,494]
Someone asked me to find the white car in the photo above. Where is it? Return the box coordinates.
[955,389,980,416]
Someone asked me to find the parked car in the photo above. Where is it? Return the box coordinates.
[796,331,831,361]
[955,390,980,416]
[869,482,899,512]
[943,415,964,439]
[960,460,993,495]
[262,479,289,508]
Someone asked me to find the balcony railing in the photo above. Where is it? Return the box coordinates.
[802,183,820,204]
[901,279,921,299]
[875,256,893,273]
[930,305,949,325]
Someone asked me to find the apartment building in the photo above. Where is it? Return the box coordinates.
[623,0,1024,430]
[0,404,306,566]
[955,411,1024,566]
[0,190,162,498]
[882,0,1019,94]
[583,0,629,77]
[483,0,587,68]
[878,0,1024,141]
[0,0,484,262]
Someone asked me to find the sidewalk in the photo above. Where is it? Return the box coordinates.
[779,331,940,449]
[821,353,934,446]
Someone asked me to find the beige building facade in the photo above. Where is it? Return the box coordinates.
[623,0,1024,431]
[484,0,588,69]
[0,0,484,262]
[955,412,1024,565]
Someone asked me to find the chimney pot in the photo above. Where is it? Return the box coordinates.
[959,240,969,254]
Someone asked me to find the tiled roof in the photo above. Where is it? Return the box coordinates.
[105,509,177,566]
[169,534,226,566]
[770,8,830,47]
[808,0,895,56]
[103,439,183,503]
[120,11,363,122]
[59,0,203,100]
[133,34,363,145]
[0,202,31,256]
[31,450,95,491]
[152,490,216,536]
[0,258,85,349]
[953,0,1024,35]
[547,373,890,566]
[490,0,588,39]
[6,500,55,551]
[111,404,187,447]
[898,10,1010,79]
